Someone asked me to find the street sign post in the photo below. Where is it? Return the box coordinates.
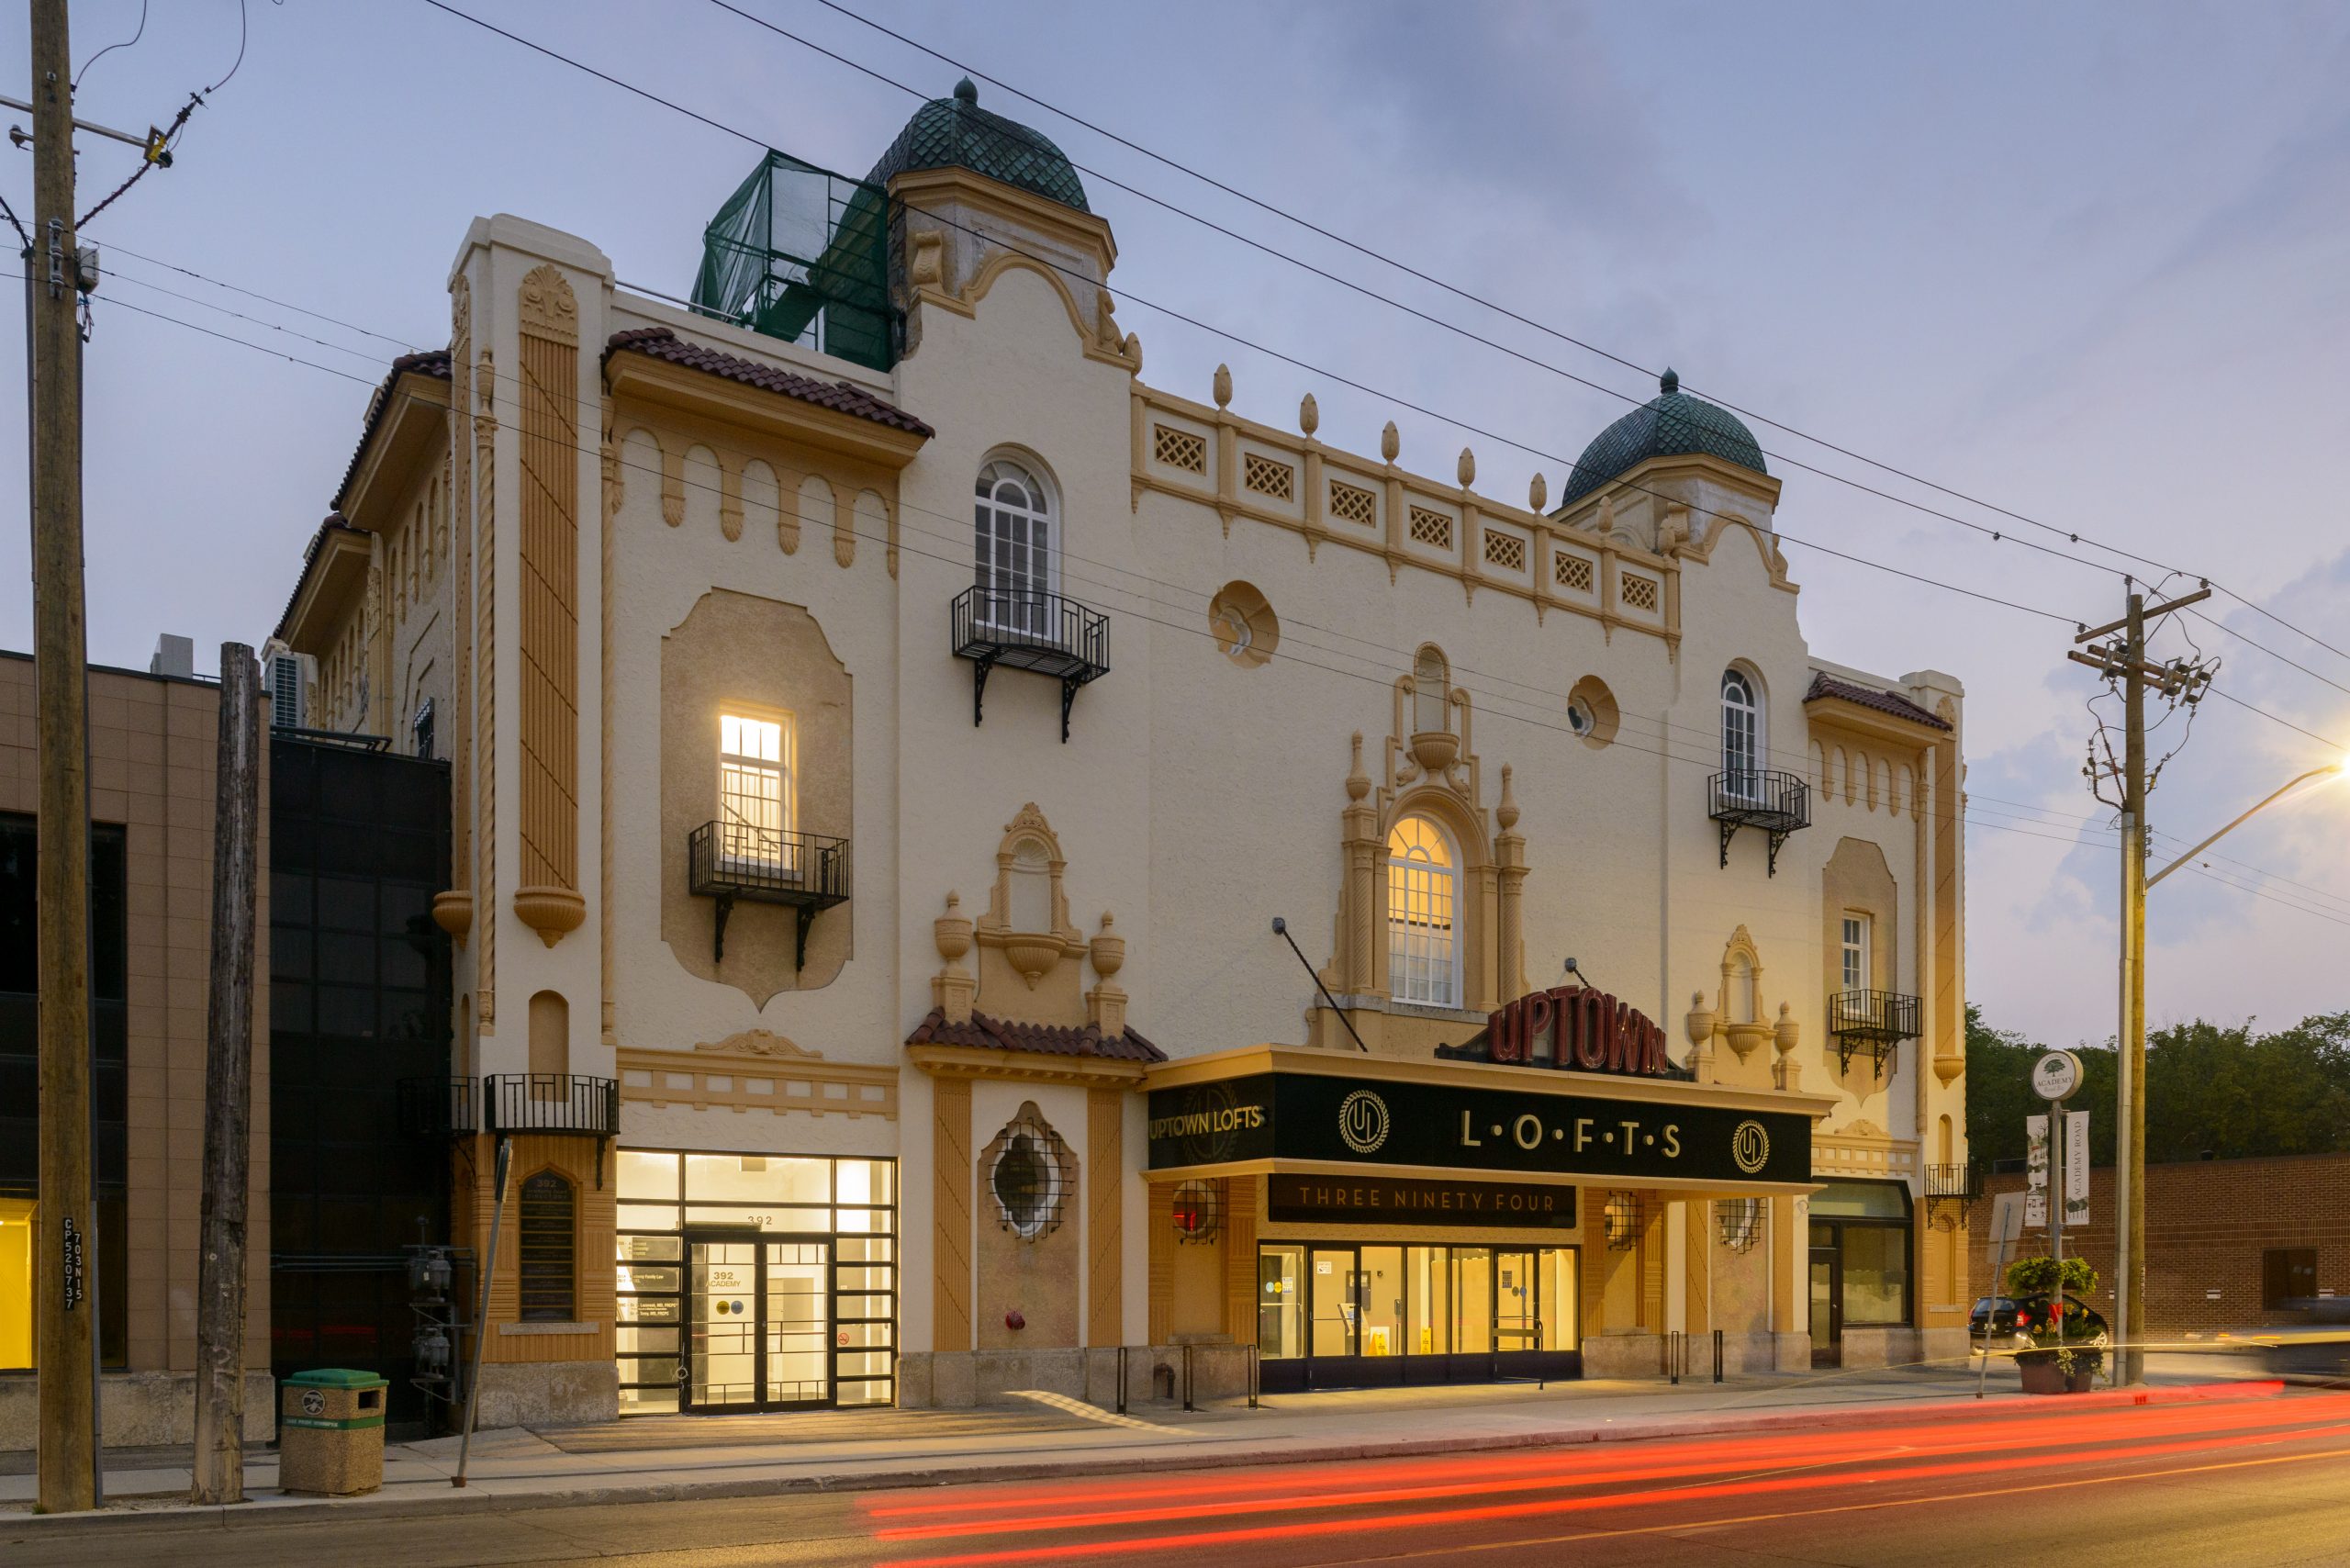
[2032,1051,2090,1383]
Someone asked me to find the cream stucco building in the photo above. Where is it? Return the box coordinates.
[269,81,1970,1423]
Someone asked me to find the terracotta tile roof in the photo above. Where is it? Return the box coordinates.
[330,349,452,513]
[1805,673,1953,732]
[906,1007,1165,1063]
[270,514,371,643]
[605,327,934,438]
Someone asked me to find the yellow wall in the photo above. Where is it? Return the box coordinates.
[0,1199,33,1369]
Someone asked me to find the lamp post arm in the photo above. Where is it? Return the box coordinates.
[2146,767,2339,890]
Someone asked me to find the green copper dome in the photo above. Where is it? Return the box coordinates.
[1558,369,1767,506]
[866,78,1091,214]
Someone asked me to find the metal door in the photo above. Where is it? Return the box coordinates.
[686,1235,763,1412]
[1808,1245,1843,1368]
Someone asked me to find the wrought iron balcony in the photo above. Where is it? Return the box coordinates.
[484,1073,620,1138]
[687,820,850,968]
[1707,768,1808,875]
[951,587,1110,743]
[1827,989,1923,1075]
[397,1076,481,1139]
[1924,1159,1983,1227]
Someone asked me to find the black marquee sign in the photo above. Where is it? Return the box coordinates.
[1147,1071,1811,1187]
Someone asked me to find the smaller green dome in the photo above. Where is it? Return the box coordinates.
[1558,369,1767,506]
[866,79,1090,214]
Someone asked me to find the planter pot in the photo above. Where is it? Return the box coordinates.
[2019,1359,2097,1394]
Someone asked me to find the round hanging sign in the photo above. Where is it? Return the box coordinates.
[2031,1050,2084,1103]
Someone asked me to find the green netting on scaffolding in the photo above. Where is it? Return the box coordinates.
[690,151,895,372]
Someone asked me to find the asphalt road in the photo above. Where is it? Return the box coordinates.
[12,1385,2350,1567]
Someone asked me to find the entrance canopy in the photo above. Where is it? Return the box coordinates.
[1146,1047,1834,1197]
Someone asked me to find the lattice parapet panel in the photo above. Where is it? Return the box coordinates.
[1620,574,1659,611]
[1327,479,1377,526]
[1152,423,1207,475]
[1555,554,1595,593]
[1407,506,1453,550]
[1242,452,1295,501]
[1483,530,1526,571]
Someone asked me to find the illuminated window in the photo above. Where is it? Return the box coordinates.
[718,711,791,870]
[1387,815,1459,1007]
[974,458,1052,636]
[1841,914,1871,991]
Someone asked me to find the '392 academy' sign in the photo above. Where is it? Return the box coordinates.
[1147,1071,1810,1186]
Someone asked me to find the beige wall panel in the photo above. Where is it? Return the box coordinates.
[930,1078,972,1353]
[1085,1087,1124,1347]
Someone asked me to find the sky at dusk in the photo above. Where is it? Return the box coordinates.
[0,1,2344,1048]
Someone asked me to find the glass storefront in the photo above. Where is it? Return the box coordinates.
[1259,1241,1579,1390]
[614,1149,896,1414]
[1808,1179,1913,1366]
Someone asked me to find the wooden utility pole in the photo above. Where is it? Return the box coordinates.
[28,0,95,1516]
[191,645,260,1506]
[2068,583,2211,1387]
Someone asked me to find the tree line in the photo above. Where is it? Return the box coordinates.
[1964,1003,2350,1168]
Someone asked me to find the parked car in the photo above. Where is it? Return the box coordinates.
[1973,1293,2108,1347]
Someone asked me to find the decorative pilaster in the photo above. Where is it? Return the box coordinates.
[1494,764,1526,1002]
[1340,732,1380,995]
[931,892,976,1024]
[512,263,586,948]
[474,346,498,1031]
[436,276,476,951]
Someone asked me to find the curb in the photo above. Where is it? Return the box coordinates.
[0,1379,2280,1536]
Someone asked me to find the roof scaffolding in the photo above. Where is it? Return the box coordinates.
[689,151,897,372]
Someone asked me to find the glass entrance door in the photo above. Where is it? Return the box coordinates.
[1310,1248,1359,1359]
[1808,1245,1842,1368]
[1494,1249,1539,1352]
[686,1233,834,1412]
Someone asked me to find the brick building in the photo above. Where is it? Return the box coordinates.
[1969,1153,2350,1338]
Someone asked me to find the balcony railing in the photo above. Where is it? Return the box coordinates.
[951,587,1110,742]
[687,820,850,969]
[485,1073,620,1138]
[397,1076,481,1139]
[1924,1159,1983,1227]
[1707,768,1809,876]
[1827,989,1922,1075]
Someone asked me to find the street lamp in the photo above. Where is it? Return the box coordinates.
[2146,759,2347,889]
[2113,754,2345,1384]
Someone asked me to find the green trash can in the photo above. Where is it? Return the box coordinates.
[279,1369,389,1495]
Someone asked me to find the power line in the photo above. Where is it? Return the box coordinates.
[98,241,423,350]
[699,0,2132,588]
[408,0,2087,628]
[776,0,2350,680]
[104,280,2350,942]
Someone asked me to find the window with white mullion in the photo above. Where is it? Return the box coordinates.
[1386,816,1459,1008]
[719,712,791,874]
[974,460,1052,639]
[1841,913,1871,993]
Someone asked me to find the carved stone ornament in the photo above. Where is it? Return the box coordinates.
[1299,392,1319,437]
[695,1028,822,1059]
[1528,472,1548,511]
[431,890,476,946]
[1381,420,1401,464]
[932,890,978,1025]
[1213,363,1232,409]
[1457,447,1476,488]
[513,885,587,948]
[910,230,946,289]
[518,263,578,344]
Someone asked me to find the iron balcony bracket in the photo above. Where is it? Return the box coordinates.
[970,651,997,728]
[711,887,736,966]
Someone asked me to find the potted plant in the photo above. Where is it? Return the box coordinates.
[2003,1256,2106,1394]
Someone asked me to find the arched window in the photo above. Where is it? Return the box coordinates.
[974,458,1051,636]
[518,1170,577,1322]
[1387,815,1459,1007]
[1412,646,1449,734]
[1720,667,1762,793]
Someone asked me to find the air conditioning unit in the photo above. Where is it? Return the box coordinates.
[265,650,312,731]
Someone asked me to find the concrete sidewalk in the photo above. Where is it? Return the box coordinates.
[0,1354,2274,1531]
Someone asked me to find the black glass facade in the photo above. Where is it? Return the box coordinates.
[268,736,451,1431]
